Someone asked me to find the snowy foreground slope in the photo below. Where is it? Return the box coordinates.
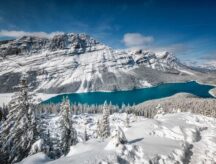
[1,33,216,94]
[20,112,216,164]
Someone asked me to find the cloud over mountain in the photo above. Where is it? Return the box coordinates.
[123,33,154,48]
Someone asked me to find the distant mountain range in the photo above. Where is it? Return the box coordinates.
[0,33,215,93]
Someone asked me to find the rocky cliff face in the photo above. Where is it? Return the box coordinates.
[0,33,99,57]
[0,33,200,93]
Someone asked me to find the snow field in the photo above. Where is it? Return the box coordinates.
[20,112,216,164]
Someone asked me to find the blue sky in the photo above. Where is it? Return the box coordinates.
[0,0,216,64]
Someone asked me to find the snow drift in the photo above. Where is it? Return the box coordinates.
[19,112,216,164]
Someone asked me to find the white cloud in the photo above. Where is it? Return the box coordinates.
[152,43,190,55]
[0,30,64,38]
[123,33,154,48]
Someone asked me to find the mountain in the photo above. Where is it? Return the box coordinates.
[0,33,215,93]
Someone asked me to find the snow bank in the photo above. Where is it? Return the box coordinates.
[209,87,216,98]
[19,152,51,164]
[19,112,216,163]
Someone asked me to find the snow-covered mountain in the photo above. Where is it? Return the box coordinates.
[0,33,209,93]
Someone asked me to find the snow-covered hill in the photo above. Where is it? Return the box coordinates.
[0,33,211,93]
[19,112,216,164]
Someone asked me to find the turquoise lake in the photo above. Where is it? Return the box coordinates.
[43,81,215,106]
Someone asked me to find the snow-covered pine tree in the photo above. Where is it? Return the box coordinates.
[108,101,113,114]
[125,113,130,128]
[0,76,38,163]
[59,97,77,156]
[0,107,2,122]
[106,126,128,150]
[43,129,57,159]
[83,128,88,142]
[96,120,101,138]
[0,103,8,122]
[99,101,110,138]
[113,126,127,145]
[121,103,126,112]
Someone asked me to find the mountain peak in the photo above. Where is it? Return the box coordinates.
[0,33,102,57]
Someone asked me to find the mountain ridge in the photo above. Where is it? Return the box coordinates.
[0,33,215,93]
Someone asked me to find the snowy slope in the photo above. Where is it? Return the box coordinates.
[19,112,216,164]
[0,33,199,93]
[209,88,216,98]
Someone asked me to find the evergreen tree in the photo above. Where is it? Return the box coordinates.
[96,120,101,138]
[43,130,56,159]
[59,97,77,156]
[0,104,9,122]
[0,77,38,163]
[0,107,3,122]
[112,126,127,145]
[99,101,110,138]
[83,128,88,142]
[125,113,130,128]
[121,103,126,112]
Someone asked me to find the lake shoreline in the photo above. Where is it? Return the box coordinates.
[42,81,215,106]
[1,81,215,107]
